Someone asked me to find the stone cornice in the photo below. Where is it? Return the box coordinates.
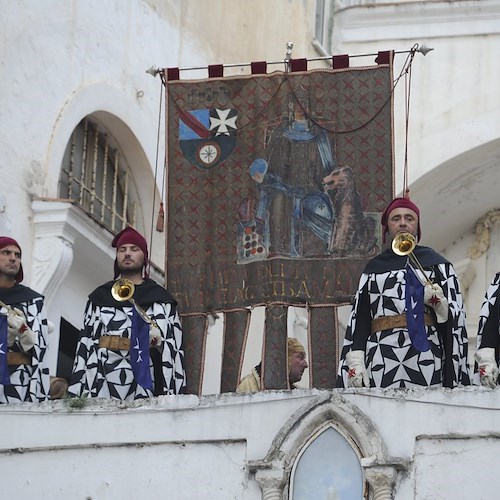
[334,0,500,43]
[31,200,114,305]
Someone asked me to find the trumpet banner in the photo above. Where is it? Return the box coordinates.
[165,63,394,391]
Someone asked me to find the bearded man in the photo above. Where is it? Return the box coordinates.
[0,236,50,402]
[337,197,471,388]
[69,227,186,400]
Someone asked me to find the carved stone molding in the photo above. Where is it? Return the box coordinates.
[248,392,407,499]
[364,464,398,500]
[31,199,114,306]
[32,234,74,305]
[453,257,476,294]
[252,463,287,500]
[468,209,500,259]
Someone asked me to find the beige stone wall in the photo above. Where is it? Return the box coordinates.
[145,0,320,73]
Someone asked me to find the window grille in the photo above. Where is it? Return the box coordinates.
[59,117,136,233]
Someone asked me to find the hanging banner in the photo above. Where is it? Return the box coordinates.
[166,64,394,314]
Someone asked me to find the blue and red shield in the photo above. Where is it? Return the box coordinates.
[179,108,237,169]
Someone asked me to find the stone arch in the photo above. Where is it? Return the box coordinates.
[248,391,407,499]
[33,81,165,300]
[43,82,160,232]
[411,137,500,253]
[31,83,165,374]
[289,423,365,498]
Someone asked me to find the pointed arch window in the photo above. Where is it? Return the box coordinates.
[290,425,365,499]
[58,117,137,233]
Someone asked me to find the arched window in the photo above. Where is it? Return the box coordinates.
[290,424,365,499]
[58,117,137,233]
[248,394,401,498]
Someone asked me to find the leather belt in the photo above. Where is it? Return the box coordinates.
[371,313,436,333]
[99,336,130,350]
[7,352,32,365]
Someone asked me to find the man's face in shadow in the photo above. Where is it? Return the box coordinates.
[289,351,308,385]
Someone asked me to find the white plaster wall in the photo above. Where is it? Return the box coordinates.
[414,436,500,500]
[5,440,248,499]
[1,7,500,499]
[0,389,499,499]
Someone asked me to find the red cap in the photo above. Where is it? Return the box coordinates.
[0,236,24,283]
[112,227,149,279]
[381,197,421,243]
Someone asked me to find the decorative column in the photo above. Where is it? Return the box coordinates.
[249,461,287,500]
[364,465,398,500]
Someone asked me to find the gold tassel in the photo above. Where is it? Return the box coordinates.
[156,202,165,232]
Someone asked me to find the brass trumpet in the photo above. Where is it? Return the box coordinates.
[111,278,157,327]
[111,278,135,302]
[392,232,433,286]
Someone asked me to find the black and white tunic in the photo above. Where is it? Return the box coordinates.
[474,272,500,384]
[337,246,471,388]
[0,284,50,403]
[69,279,186,400]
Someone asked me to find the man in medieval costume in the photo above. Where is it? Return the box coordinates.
[337,197,471,388]
[69,227,186,400]
[236,337,308,392]
[474,273,500,387]
[0,236,50,403]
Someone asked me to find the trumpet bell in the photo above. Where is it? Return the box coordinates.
[392,232,416,256]
[111,278,135,302]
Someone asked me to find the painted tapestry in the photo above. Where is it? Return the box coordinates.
[166,66,393,315]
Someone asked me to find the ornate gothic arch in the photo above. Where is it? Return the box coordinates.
[248,391,407,499]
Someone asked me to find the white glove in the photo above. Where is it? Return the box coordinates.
[475,348,498,388]
[18,325,35,352]
[345,350,369,387]
[7,308,34,350]
[149,324,163,347]
[424,283,449,323]
[7,307,26,333]
[7,326,18,347]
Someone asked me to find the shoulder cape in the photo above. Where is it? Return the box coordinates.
[0,283,43,304]
[364,246,450,274]
[88,278,177,309]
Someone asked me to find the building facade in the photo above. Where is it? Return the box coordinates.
[1,1,500,498]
